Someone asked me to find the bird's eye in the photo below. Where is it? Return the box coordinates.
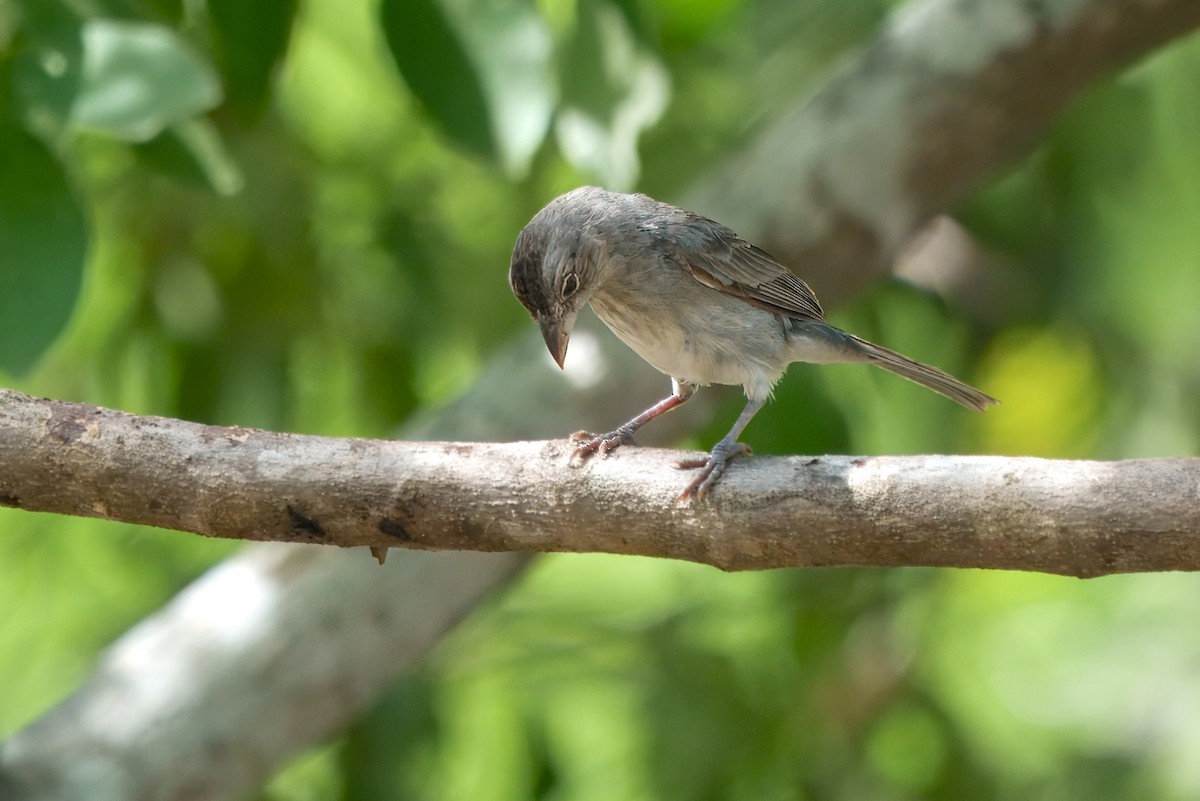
[561,271,579,299]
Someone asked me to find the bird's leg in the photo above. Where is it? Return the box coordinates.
[674,397,765,502]
[571,380,696,463]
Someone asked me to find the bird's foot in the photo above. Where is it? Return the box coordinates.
[569,427,637,465]
[674,440,752,502]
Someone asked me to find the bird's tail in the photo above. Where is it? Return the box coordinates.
[848,333,998,411]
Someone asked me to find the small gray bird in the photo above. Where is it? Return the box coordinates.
[509,186,997,501]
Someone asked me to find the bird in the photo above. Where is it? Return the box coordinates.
[508,186,997,501]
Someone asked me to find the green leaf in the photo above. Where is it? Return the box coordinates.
[556,1,670,189]
[136,0,186,24]
[607,0,658,43]
[448,0,554,177]
[207,0,298,115]
[0,126,87,375]
[69,19,222,142]
[11,1,84,140]
[133,118,245,196]
[379,0,494,160]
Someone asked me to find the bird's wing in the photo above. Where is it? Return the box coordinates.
[660,216,825,322]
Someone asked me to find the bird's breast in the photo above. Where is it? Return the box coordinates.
[588,270,788,400]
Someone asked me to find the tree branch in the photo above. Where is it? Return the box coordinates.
[0,546,527,801]
[3,388,1197,578]
[688,0,1200,303]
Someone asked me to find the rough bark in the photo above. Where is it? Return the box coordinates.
[2,388,1198,578]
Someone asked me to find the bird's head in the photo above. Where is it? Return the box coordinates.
[508,189,608,369]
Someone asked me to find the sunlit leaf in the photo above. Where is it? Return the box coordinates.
[0,126,87,374]
[69,19,222,142]
[975,327,1101,457]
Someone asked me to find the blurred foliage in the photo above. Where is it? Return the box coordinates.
[1,0,1200,799]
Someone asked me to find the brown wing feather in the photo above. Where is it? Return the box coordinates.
[659,215,826,322]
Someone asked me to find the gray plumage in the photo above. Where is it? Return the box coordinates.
[509,186,997,500]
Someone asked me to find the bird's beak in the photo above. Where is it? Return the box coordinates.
[539,318,569,369]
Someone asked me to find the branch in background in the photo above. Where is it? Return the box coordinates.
[0,547,525,801]
[3,389,1199,579]
[688,0,1200,304]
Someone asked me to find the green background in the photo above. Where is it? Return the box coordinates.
[3,0,1200,798]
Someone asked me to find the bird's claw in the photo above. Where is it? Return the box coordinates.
[674,441,751,502]
[569,428,637,465]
